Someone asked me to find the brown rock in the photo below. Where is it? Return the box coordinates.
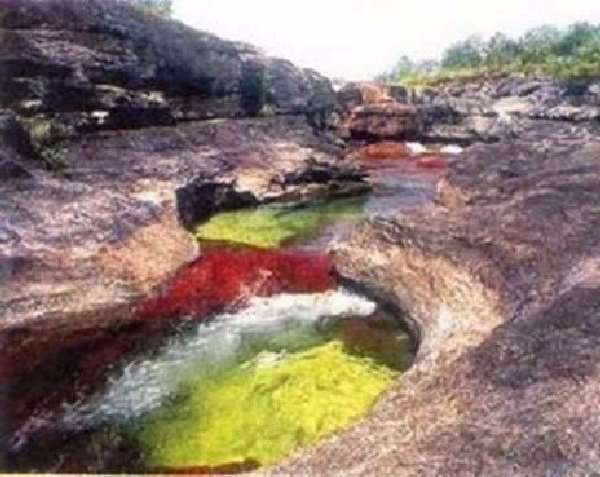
[336,82,393,112]
[345,103,421,140]
[355,141,412,160]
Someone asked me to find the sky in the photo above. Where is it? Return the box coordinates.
[173,0,600,81]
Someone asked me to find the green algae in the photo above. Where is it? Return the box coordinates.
[137,340,396,469]
[193,197,365,248]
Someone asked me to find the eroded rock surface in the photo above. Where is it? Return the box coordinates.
[277,117,600,475]
[0,116,367,331]
[417,75,600,144]
[341,76,600,146]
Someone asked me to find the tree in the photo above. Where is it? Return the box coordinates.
[441,35,485,69]
[518,25,562,63]
[485,32,520,68]
[390,55,415,79]
[575,31,600,63]
[414,59,440,74]
[558,22,598,56]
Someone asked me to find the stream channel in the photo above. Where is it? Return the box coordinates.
[3,151,445,473]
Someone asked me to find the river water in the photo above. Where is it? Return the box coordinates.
[3,150,444,473]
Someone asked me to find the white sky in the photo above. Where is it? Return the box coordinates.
[173,0,600,81]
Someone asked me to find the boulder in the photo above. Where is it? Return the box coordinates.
[175,176,259,229]
[343,103,421,140]
[336,82,393,112]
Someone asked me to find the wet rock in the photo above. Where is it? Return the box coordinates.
[176,177,259,229]
[177,158,369,229]
[0,115,360,329]
[0,4,353,332]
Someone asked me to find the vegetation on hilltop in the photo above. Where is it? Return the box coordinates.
[378,22,600,86]
[128,0,173,17]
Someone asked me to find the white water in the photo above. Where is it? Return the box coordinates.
[406,142,427,154]
[61,288,377,426]
[440,145,462,155]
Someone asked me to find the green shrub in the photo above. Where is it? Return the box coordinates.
[128,0,173,17]
[382,21,600,86]
[23,117,74,169]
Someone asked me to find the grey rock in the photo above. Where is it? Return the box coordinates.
[0,0,338,137]
[0,158,33,180]
[516,80,542,96]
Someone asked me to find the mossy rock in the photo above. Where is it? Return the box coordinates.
[194,198,365,248]
[137,340,396,468]
[22,115,74,169]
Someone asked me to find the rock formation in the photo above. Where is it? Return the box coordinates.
[0,0,366,335]
[0,0,338,128]
[4,0,600,475]
[276,81,600,475]
[338,75,600,146]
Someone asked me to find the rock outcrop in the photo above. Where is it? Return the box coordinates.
[343,103,421,140]
[337,82,421,140]
[0,0,338,139]
[416,75,600,143]
[5,1,600,475]
[1,115,369,330]
[339,76,600,146]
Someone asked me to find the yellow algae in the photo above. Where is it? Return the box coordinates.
[193,198,364,248]
[137,340,396,468]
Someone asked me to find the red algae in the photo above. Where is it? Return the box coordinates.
[136,248,335,320]
[416,154,447,170]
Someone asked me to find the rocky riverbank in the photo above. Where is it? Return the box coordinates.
[276,87,600,475]
[3,0,600,475]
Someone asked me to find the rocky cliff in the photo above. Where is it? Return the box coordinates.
[0,0,337,128]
